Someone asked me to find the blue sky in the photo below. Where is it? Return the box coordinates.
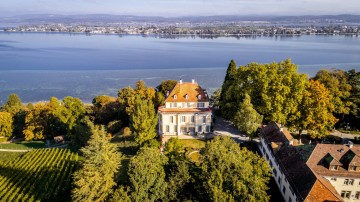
[0,0,359,17]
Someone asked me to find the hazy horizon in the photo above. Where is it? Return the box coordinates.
[0,0,359,17]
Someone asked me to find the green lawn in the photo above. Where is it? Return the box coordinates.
[0,141,46,150]
[0,151,25,162]
[180,139,206,150]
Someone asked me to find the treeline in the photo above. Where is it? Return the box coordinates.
[218,59,360,138]
[0,80,178,147]
[71,126,271,202]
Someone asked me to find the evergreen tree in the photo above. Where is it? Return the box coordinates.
[201,136,271,202]
[233,93,263,139]
[129,95,158,145]
[346,69,360,129]
[219,59,238,119]
[72,126,122,202]
[128,148,168,202]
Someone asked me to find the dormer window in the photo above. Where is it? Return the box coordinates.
[173,94,177,99]
[198,95,202,100]
[330,165,339,170]
[349,166,357,171]
[185,94,189,100]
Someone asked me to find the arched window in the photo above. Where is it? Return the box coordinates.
[173,94,177,99]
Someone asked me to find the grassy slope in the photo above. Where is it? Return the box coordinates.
[0,141,46,150]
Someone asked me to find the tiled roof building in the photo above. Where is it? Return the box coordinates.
[260,122,360,202]
[158,80,212,138]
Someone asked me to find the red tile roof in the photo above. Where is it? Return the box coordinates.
[306,144,360,178]
[164,82,209,103]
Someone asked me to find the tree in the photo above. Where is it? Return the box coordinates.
[0,112,13,137]
[129,95,158,145]
[313,69,352,118]
[1,94,23,114]
[156,80,177,96]
[300,80,338,139]
[92,95,121,124]
[345,69,360,129]
[219,60,238,119]
[61,96,86,131]
[166,160,193,202]
[165,137,183,160]
[233,94,263,139]
[201,136,271,202]
[72,126,122,202]
[127,148,168,202]
[2,94,25,136]
[68,117,93,149]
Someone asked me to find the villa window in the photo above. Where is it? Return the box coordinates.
[173,94,177,99]
[330,165,338,170]
[174,125,177,133]
[273,168,277,177]
[341,191,351,199]
[170,116,174,123]
[203,116,206,123]
[198,95,202,100]
[181,116,186,122]
[330,177,337,181]
[172,103,177,108]
[166,125,170,133]
[282,186,286,194]
[344,179,354,185]
[355,191,360,199]
[185,94,189,100]
[191,116,195,123]
[197,102,205,108]
[198,125,202,132]
[206,125,210,132]
[349,166,356,171]
[187,102,191,108]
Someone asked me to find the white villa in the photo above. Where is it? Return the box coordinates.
[158,79,212,138]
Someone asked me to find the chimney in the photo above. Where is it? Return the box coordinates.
[192,79,195,84]
[349,141,354,149]
[179,79,182,84]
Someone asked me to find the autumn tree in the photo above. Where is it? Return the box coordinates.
[233,93,263,139]
[129,95,158,145]
[127,148,168,202]
[220,59,307,126]
[72,126,122,202]
[1,94,23,114]
[0,112,13,137]
[313,69,352,118]
[1,94,25,136]
[201,136,271,202]
[92,95,121,124]
[299,80,338,138]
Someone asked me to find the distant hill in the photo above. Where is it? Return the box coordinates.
[1,14,359,25]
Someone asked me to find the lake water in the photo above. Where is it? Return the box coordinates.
[0,33,360,104]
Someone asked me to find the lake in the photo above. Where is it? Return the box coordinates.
[0,33,359,104]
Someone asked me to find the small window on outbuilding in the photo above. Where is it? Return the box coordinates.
[173,94,177,99]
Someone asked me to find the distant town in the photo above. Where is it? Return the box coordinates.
[2,23,360,36]
[1,14,360,36]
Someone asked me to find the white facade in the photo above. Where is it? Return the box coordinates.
[259,137,298,202]
[159,112,212,136]
[324,176,360,201]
